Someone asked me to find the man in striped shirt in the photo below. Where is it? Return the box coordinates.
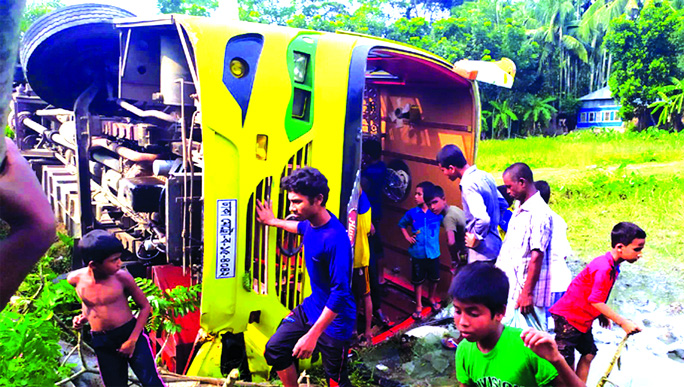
[496,163,553,331]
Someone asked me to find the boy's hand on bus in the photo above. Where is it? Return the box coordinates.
[620,319,641,335]
[72,314,87,330]
[405,235,416,245]
[521,328,564,364]
[292,331,318,359]
[598,315,611,329]
[465,232,480,248]
[255,199,275,226]
[118,339,136,358]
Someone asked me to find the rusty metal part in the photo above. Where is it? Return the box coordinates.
[91,137,161,162]
[116,99,179,123]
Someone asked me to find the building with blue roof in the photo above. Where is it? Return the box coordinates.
[576,86,623,129]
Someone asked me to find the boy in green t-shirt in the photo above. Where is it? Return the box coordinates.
[452,262,584,387]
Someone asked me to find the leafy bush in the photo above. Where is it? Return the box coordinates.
[4,125,15,139]
[1,272,79,386]
[0,308,74,386]
[133,278,201,335]
[0,232,80,385]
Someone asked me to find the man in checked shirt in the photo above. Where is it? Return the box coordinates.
[496,162,554,331]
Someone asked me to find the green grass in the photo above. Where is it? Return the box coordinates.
[478,129,684,287]
[477,128,684,172]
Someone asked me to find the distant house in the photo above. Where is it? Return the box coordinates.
[576,86,623,129]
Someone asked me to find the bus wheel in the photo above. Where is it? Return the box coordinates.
[20,3,135,113]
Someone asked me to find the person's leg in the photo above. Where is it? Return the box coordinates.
[428,281,438,306]
[91,331,130,387]
[363,293,373,341]
[128,330,165,386]
[415,283,423,311]
[411,257,426,315]
[575,353,595,382]
[276,365,299,387]
[264,306,310,387]
[369,227,385,285]
[317,333,352,387]
[574,328,598,382]
[351,266,366,338]
[368,244,388,326]
[426,258,441,308]
[552,314,579,370]
[359,267,373,341]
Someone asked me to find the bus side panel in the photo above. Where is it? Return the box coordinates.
[308,38,357,217]
[378,85,475,296]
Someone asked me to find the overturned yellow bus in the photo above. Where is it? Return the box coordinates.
[12,3,512,381]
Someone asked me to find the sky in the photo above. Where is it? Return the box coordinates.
[27,0,243,19]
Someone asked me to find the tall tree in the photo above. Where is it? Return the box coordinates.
[19,0,62,33]
[527,0,588,100]
[239,0,296,25]
[578,0,639,92]
[606,0,683,128]
[157,0,218,16]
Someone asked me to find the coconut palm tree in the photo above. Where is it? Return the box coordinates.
[525,0,589,105]
[523,95,558,135]
[577,0,640,92]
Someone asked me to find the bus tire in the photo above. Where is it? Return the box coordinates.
[20,4,135,112]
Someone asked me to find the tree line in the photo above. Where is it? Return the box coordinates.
[22,0,684,136]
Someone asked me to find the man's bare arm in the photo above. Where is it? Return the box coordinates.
[591,302,641,335]
[521,329,585,387]
[401,227,416,244]
[292,306,338,359]
[118,271,152,357]
[446,230,461,263]
[255,199,299,233]
[517,250,543,314]
[0,139,55,310]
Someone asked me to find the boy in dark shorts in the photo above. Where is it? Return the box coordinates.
[550,222,645,382]
[452,262,584,387]
[68,230,164,387]
[256,167,356,387]
[399,181,443,320]
[423,185,467,274]
[352,189,374,345]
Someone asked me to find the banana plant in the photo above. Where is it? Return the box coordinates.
[490,100,518,138]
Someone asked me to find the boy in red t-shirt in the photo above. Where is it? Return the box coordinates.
[549,222,645,382]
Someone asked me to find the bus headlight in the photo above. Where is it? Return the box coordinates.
[230,58,248,78]
[293,52,309,83]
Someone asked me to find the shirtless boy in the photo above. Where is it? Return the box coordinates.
[68,230,164,387]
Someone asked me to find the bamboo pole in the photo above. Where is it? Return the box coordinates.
[159,370,282,387]
[596,333,631,387]
[0,0,26,167]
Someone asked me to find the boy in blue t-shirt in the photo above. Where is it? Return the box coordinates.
[256,167,356,387]
[452,262,584,387]
[399,181,443,320]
